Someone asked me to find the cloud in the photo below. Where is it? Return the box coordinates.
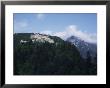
[18,22,28,27]
[39,25,97,44]
[40,30,52,35]
[37,13,44,20]
[14,20,28,33]
[15,21,28,28]
[53,25,97,44]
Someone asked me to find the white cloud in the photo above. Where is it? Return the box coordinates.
[38,25,96,44]
[53,25,97,44]
[15,21,28,28]
[40,30,52,35]
[19,22,28,27]
[37,13,44,20]
[39,28,97,44]
[14,20,28,33]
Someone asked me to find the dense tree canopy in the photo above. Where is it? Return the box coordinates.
[14,33,97,75]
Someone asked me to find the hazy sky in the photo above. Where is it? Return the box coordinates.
[14,13,97,43]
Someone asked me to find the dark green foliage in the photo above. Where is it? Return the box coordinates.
[14,33,97,75]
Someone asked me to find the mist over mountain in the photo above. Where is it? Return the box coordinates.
[52,25,97,44]
[66,36,97,59]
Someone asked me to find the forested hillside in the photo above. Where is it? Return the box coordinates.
[14,33,97,75]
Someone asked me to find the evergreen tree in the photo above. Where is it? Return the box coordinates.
[86,51,92,74]
[14,33,97,75]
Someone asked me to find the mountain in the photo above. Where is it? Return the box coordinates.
[14,33,80,75]
[14,33,97,75]
[66,36,97,59]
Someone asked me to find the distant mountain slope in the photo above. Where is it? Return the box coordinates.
[14,33,97,75]
[66,36,97,59]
